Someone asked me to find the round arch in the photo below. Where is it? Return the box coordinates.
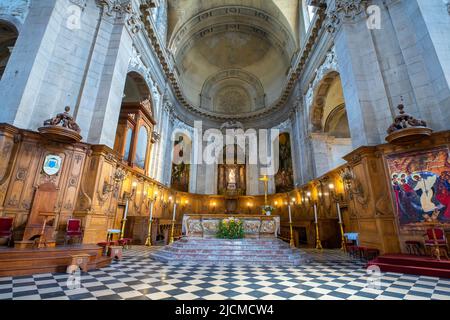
[310,71,344,131]
[123,71,155,116]
[0,19,19,80]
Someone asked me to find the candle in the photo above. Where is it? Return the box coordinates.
[149,200,154,222]
[288,204,292,224]
[313,203,318,224]
[336,202,342,224]
[172,203,177,221]
[124,199,129,220]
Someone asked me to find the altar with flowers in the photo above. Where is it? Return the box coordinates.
[182,214,281,239]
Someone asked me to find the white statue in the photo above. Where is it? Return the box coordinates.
[228,168,236,184]
[413,174,437,213]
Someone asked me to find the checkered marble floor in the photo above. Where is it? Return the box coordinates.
[1,246,450,300]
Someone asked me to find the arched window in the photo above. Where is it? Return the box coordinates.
[135,126,149,170]
[302,2,316,31]
[307,5,316,22]
[124,127,133,161]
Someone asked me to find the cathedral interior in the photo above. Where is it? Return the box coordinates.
[0,0,450,302]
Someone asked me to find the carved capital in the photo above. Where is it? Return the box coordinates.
[97,0,132,19]
[326,0,369,34]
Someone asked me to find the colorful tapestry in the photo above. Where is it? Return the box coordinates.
[386,147,450,226]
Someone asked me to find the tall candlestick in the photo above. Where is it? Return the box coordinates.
[313,203,318,224]
[172,203,177,221]
[145,200,154,246]
[288,204,295,248]
[120,199,129,239]
[169,202,177,244]
[336,201,346,251]
[313,202,322,250]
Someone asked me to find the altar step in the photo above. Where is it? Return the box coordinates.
[0,245,112,277]
[150,238,310,266]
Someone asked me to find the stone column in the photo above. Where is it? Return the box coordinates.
[310,132,331,177]
[326,0,396,147]
[84,1,135,147]
[386,0,450,129]
[0,0,62,127]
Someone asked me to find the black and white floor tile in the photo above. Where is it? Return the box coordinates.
[1,246,449,300]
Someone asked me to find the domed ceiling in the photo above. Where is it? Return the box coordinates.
[167,0,299,122]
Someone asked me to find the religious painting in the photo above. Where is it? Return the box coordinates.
[386,147,450,227]
[275,133,294,193]
[171,134,191,192]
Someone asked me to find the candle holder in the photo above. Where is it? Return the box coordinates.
[287,196,296,249]
[120,182,137,239]
[169,219,175,245]
[339,220,346,252]
[329,183,346,252]
[289,221,295,248]
[145,191,158,247]
[313,201,323,250]
[315,221,323,250]
[169,195,176,245]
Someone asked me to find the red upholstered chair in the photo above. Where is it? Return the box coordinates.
[424,228,449,260]
[0,217,13,247]
[65,219,83,245]
[97,241,119,255]
[118,238,133,249]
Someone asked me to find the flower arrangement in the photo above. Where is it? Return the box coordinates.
[217,217,244,239]
[262,205,275,216]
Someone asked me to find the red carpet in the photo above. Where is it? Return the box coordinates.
[367,254,450,279]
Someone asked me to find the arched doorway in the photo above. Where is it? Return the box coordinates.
[0,21,18,80]
[114,72,156,175]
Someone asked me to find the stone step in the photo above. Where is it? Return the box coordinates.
[170,244,290,250]
[178,239,284,246]
[164,248,295,255]
[150,238,310,266]
[151,252,305,266]
[152,252,303,261]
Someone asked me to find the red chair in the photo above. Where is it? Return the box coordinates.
[118,238,133,249]
[64,219,83,245]
[97,241,118,255]
[0,217,13,247]
[424,228,449,260]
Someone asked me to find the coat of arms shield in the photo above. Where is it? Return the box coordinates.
[43,155,62,176]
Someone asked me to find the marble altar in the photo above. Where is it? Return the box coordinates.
[182,215,280,238]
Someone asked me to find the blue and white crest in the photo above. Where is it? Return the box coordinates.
[43,155,62,176]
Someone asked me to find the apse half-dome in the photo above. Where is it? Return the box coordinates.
[167,0,298,120]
